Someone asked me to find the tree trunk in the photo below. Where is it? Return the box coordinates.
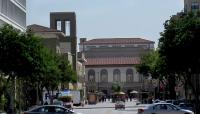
[194,73,200,114]
[7,77,15,114]
[36,82,40,105]
[168,75,176,99]
[51,89,54,104]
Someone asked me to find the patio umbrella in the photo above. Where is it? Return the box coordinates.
[130,90,138,94]
[114,91,125,95]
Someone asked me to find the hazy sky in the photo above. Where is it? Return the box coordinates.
[27,0,184,46]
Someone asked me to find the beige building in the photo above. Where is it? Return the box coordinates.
[184,0,200,12]
[79,38,154,96]
[28,24,86,99]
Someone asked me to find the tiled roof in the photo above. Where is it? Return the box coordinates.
[80,38,154,45]
[27,24,60,32]
[85,57,140,66]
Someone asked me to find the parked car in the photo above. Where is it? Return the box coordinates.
[115,101,125,110]
[53,100,64,106]
[22,105,82,114]
[153,99,165,104]
[172,100,179,106]
[153,99,161,103]
[179,103,194,111]
[138,103,194,114]
[165,100,173,104]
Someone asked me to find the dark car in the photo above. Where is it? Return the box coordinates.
[166,100,173,104]
[115,101,125,110]
[179,103,194,111]
[23,105,82,114]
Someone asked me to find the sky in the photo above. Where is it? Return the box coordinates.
[27,0,184,47]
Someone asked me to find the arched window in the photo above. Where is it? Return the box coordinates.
[113,69,121,82]
[100,69,108,82]
[126,69,134,82]
[88,69,95,82]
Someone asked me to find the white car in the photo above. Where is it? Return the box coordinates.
[23,105,81,114]
[138,103,194,114]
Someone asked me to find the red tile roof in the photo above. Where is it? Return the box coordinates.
[27,24,61,32]
[80,38,154,45]
[85,57,140,66]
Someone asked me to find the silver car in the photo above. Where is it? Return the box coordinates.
[138,103,194,114]
[23,105,81,114]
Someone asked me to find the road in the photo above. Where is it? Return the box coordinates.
[74,100,147,114]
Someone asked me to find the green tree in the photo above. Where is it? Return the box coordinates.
[111,83,121,92]
[159,11,200,112]
[136,50,171,99]
[0,25,49,113]
[136,50,164,78]
[57,55,77,84]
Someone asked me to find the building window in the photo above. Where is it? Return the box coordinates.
[56,21,61,31]
[191,2,199,10]
[100,69,108,82]
[65,21,70,36]
[126,69,134,82]
[113,69,121,82]
[88,69,95,82]
[1,0,26,28]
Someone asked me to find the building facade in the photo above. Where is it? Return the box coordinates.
[50,12,77,71]
[0,0,26,31]
[79,38,154,96]
[184,0,200,12]
[28,23,86,100]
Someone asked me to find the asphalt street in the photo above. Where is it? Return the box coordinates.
[74,100,146,114]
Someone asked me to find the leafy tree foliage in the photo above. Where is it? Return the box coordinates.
[57,55,77,84]
[0,25,77,109]
[159,11,200,112]
[111,83,121,92]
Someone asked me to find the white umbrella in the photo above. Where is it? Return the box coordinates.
[130,90,138,94]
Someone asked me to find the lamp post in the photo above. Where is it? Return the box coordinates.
[98,72,100,92]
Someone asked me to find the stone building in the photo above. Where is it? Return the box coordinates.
[184,0,200,12]
[27,24,63,54]
[0,0,26,31]
[27,12,86,99]
[79,38,154,96]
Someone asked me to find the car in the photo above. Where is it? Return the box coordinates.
[165,100,173,104]
[179,103,194,111]
[115,101,125,110]
[22,105,82,114]
[153,99,165,104]
[138,103,194,114]
[53,100,64,106]
[172,100,179,106]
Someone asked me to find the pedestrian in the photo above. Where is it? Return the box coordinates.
[44,101,48,105]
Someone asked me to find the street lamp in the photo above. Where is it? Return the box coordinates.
[97,72,100,92]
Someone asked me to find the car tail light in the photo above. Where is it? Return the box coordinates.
[138,109,144,114]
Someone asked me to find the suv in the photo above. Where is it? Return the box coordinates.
[115,101,125,110]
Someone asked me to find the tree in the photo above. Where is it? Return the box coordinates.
[136,50,164,78]
[57,55,77,84]
[0,25,49,113]
[111,83,121,92]
[136,50,171,99]
[159,11,200,112]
